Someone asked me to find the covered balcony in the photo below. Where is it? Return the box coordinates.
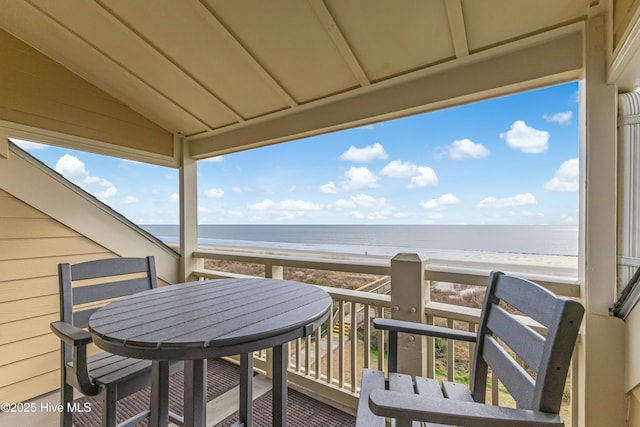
[0,1,638,426]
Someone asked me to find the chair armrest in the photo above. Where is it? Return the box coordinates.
[50,321,99,396]
[50,321,93,346]
[369,390,564,427]
[373,318,476,342]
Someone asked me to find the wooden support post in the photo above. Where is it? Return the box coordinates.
[266,263,284,279]
[179,136,203,282]
[390,253,428,378]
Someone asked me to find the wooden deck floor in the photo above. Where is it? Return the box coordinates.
[69,358,355,427]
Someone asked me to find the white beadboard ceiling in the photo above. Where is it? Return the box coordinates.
[0,0,603,159]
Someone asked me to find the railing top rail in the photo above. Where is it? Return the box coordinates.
[316,285,391,306]
[193,249,580,297]
[194,249,390,275]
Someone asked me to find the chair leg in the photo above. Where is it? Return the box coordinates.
[102,386,117,427]
[60,382,74,427]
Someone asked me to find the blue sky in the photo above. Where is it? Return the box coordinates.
[14,82,579,225]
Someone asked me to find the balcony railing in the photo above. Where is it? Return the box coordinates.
[192,248,580,423]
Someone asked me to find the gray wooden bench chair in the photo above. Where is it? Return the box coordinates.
[356,271,584,427]
[50,256,182,427]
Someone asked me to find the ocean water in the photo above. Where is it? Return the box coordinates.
[141,224,578,257]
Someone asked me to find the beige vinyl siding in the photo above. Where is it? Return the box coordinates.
[0,189,114,402]
[0,29,173,158]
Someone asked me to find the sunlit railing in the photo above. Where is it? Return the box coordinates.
[192,248,579,422]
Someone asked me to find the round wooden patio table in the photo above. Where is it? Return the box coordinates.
[89,277,332,427]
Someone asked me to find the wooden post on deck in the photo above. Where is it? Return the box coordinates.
[264,262,284,378]
[390,252,428,378]
[179,135,203,282]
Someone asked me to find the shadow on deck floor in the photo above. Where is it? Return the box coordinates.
[73,358,355,427]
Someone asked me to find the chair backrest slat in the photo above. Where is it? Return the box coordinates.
[483,336,536,406]
[486,305,545,372]
[470,271,584,414]
[70,257,155,281]
[57,256,157,361]
[73,277,155,306]
[493,275,560,327]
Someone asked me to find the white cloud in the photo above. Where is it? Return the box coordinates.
[200,155,225,163]
[335,194,387,210]
[55,154,117,201]
[248,199,276,210]
[339,143,388,162]
[544,158,579,192]
[280,199,323,211]
[204,187,225,198]
[246,199,322,212]
[441,139,490,160]
[96,186,117,200]
[342,166,379,191]
[380,160,438,188]
[380,160,416,178]
[409,167,438,188]
[420,193,461,210]
[543,111,573,125]
[169,193,179,201]
[500,120,549,153]
[476,193,537,208]
[320,181,338,194]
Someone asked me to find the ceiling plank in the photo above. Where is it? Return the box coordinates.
[91,0,244,124]
[444,0,469,58]
[195,0,298,108]
[2,1,207,132]
[307,0,370,87]
[189,28,583,158]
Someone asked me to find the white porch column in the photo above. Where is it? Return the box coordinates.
[579,15,626,427]
[390,252,428,378]
[179,135,202,282]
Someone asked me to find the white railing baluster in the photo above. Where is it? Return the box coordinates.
[338,300,345,388]
[315,327,321,380]
[377,306,385,372]
[192,249,578,415]
[327,304,334,385]
[447,318,455,382]
[364,303,371,373]
[351,301,358,392]
[305,335,311,375]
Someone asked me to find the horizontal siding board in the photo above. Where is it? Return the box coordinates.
[0,197,48,218]
[0,351,58,388]
[0,254,114,282]
[0,237,108,261]
[0,313,58,345]
[0,276,58,303]
[0,333,59,366]
[0,370,58,404]
[0,295,59,324]
[0,218,77,239]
